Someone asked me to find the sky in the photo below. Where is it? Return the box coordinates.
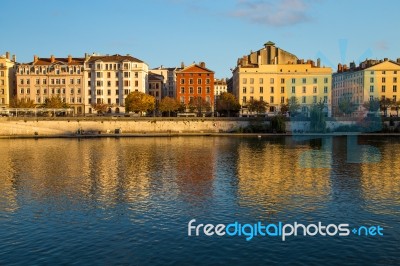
[1,0,399,78]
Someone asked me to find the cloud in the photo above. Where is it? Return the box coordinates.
[374,41,389,51]
[229,0,313,27]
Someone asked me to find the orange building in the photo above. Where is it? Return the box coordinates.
[176,62,214,112]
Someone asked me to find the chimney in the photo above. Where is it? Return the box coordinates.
[338,63,343,72]
[5,52,10,59]
[34,55,38,63]
[12,55,16,62]
[85,53,89,60]
[181,62,185,68]
[199,62,205,68]
[317,58,321,67]
[68,55,72,63]
[50,55,55,63]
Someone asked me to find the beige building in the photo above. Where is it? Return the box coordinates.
[85,54,149,114]
[0,52,16,108]
[232,41,332,116]
[16,55,85,114]
[148,72,163,102]
[214,78,228,96]
[332,58,400,117]
[151,65,181,98]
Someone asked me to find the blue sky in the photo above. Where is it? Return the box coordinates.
[1,0,399,78]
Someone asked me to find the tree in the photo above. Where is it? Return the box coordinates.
[248,99,268,115]
[280,102,289,115]
[159,97,180,117]
[189,96,211,116]
[287,97,301,117]
[92,103,109,114]
[310,101,326,133]
[216,92,241,117]
[125,91,155,115]
[41,96,69,108]
[338,93,357,116]
[380,98,393,117]
[10,97,36,108]
[393,101,400,117]
[363,97,380,114]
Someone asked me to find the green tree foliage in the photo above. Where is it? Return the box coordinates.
[216,92,241,116]
[380,98,393,117]
[41,96,70,108]
[287,97,301,117]
[310,102,326,133]
[363,97,380,113]
[338,93,357,116]
[10,97,36,108]
[271,115,286,133]
[125,91,155,115]
[280,103,289,115]
[248,99,268,114]
[159,97,180,117]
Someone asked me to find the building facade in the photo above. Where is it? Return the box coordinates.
[214,78,228,96]
[16,55,85,114]
[0,52,16,108]
[176,62,215,111]
[232,41,332,116]
[148,72,163,102]
[151,65,181,98]
[332,58,400,117]
[85,54,148,114]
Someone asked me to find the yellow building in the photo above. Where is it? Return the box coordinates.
[0,52,16,108]
[332,59,400,117]
[232,41,332,116]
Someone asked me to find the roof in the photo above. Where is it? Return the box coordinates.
[25,57,85,66]
[87,54,144,63]
[148,72,164,81]
[264,41,275,46]
[177,63,214,74]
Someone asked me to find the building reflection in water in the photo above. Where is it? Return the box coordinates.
[236,138,332,219]
[0,141,18,213]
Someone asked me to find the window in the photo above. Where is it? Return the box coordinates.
[107,90,111,96]
[107,81,111,87]
[135,72,138,78]
[43,79,47,85]
[324,86,328,93]
[382,77,386,83]
[96,90,102,95]
[313,78,317,84]
[260,87,264,93]
[107,72,111,78]
[281,97,285,103]
[250,87,254,94]
[313,96,317,103]
[124,72,130,78]
[243,87,247,93]
[135,81,138,87]
[281,87,284,93]
[302,96,306,103]
[250,78,254,84]
[370,77,374,82]
[394,95,397,102]
[124,89,129,95]
[115,81,119,86]
[181,79,185,84]
[270,78,274,84]
[324,78,328,83]
[302,78,306,84]
[260,96,263,101]
[124,80,130,87]
[115,89,119,95]
[250,96,253,102]
[270,96,274,103]
[394,77,398,83]
[189,87,194,94]
[270,87,274,93]
[394,85,397,93]
[259,78,263,84]
[206,79,210,84]
[324,96,328,103]
[197,87,201,93]
[197,79,202,84]
[281,78,285,84]
[370,85,374,92]
[292,78,296,83]
[302,86,306,93]
[96,72,102,78]
[292,86,295,93]
[70,88,74,94]
[382,85,386,92]
[313,87,317,93]
[181,87,184,94]
[36,79,40,85]
[189,79,193,84]
[206,87,210,93]
[243,78,247,84]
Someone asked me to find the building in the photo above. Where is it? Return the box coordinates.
[148,72,163,102]
[85,54,148,114]
[332,58,400,117]
[0,52,17,108]
[151,65,181,98]
[214,78,228,96]
[232,41,332,116]
[16,55,85,114]
[176,62,215,112]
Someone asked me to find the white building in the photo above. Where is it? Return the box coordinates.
[151,65,182,98]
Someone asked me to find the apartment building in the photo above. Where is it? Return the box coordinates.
[332,58,400,117]
[151,65,181,98]
[148,72,163,102]
[85,54,148,114]
[232,41,332,116]
[16,55,85,114]
[0,52,16,108]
